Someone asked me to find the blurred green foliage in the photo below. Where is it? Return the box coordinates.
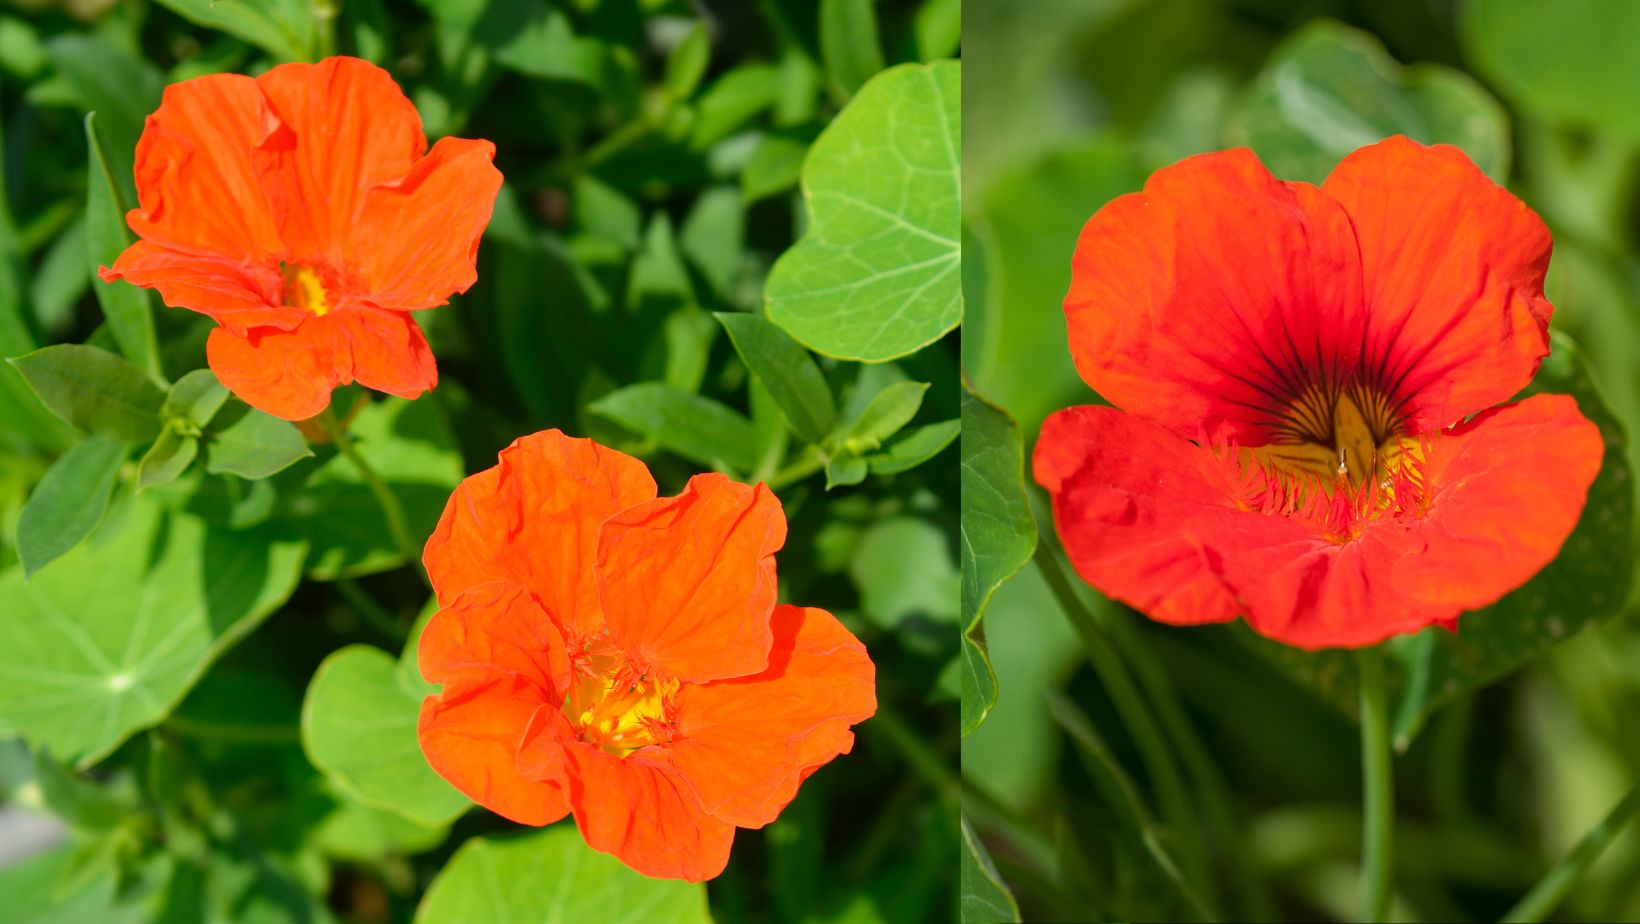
[962,0,1640,921]
[0,1,960,922]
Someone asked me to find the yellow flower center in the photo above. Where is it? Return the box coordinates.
[562,642,678,757]
[281,263,332,316]
[1252,384,1409,486]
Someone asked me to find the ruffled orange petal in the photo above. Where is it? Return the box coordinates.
[1321,137,1554,430]
[422,430,657,637]
[330,308,437,401]
[670,606,876,828]
[351,137,503,311]
[253,56,427,259]
[417,582,572,825]
[561,747,735,882]
[126,72,285,260]
[1064,147,1366,443]
[597,474,785,683]
[206,320,338,421]
[99,241,298,334]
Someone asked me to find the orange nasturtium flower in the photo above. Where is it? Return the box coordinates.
[100,56,502,420]
[415,431,877,881]
[1033,136,1604,650]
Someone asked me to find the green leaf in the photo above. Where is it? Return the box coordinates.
[959,382,1037,736]
[766,62,960,361]
[0,494,307,767]
[85,115,160,382]
[742,134,809,202]
[1463,0,1640,142]
[48,36,162,204]
[825,454,868,489]
[590,383,761,473]
[820,0,885,97]
[851,516,960,630]
[1241,333,1635,748]
[679,187,745,301]
[302,644,468,827]
[664,21,711,102]
[914,0,962,61]
[137,430,197,492]
[842,380,928,453]
[162,370,228,432]
[628,215,696,311]
[573,175,641,249]
[961,816,1021,924]
[203,405,312,480]
[416,827,712,924]
[716,312,836,444]
[691,63,782,149]
[16,436,124,577]
[280,397,462,580]
[9,344,165,442]
[32,746,127,832]
[1226,20,1511,185]
[866,419,959,474]
[150,0,316,62]
[310,783,451,861]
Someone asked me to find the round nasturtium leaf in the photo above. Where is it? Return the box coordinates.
[0,493,306,767]
[417,826,713,924]
[301,644,469,828]
[766,60,961,362]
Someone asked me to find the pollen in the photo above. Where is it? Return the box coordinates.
[281,263,332,316]
[562,639,679,757]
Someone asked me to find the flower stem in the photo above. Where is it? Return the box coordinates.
[1357,646,1395,923]
[1501,779,1640,923]
[319,406,429,589]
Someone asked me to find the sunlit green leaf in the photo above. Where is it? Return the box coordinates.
[766,62,960,361]
[716,312,835,444]
[150,0,316,62]
[820,0,885,97]
[417,827,712,924]
[204,405,312,480]
[842,381,927,453]
[137,429,196,492]
[9,344,164,443]
[0,494,307,767]
[961,816,1021,924]
[866,419,959,474]
[590,383,760,473]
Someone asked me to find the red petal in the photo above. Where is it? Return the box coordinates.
[351,137,503,311]
[417,582,572,825]
[1033,404,1271,625]
[1064,147,1365,443]
[597,474,785,683]
[126,72,285,260]
[670,606,876,828]
[1322,136,1554,429]
[100,241,297,335]
[253,56,427,259]
[422,430,657,637]
[563,748,735,882]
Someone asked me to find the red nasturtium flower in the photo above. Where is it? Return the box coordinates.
[415,430,877,881]
[99,56,502,421]
[1033,136,1604,649]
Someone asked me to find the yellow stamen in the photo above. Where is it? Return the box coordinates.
[562,644,678,757]
[282,264,331,316]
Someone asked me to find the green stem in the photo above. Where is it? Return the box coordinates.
[336,578,407,643]
[1034,540,1211,890]
[1358,647,1395,923]
[764,450,825,491]
[319,406,429,588]
[1501,779,1640,924]
[868,704,957,807]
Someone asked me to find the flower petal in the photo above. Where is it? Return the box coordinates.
[100,240,297,334]
[206,320,338,421]
[1064,147,1365,443]
[597,474,785,683]
[254,56,427,259]
[562,748,735,882]
[670,606,876,828]
[126,72,285,260]
[351,137,503,311]
[417,582,572,825]
[1321,136,1554,429]
[422,430,657,637]
[331,308,437,401]
[1034,404,1273,625]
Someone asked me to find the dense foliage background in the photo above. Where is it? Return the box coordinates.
[961,0,1640,921]
[0,1,960,921]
